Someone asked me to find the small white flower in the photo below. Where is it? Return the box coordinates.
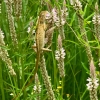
[32,29,35,34]
[10,93,14,96]
[33,85,41,92]
[93,79,99,89]
[4,0,8,3]
[60,48,66,59]
[1,31,4,39]
[87,77,92,82]
[0,30,5,45]
[61,19,65,25]
[55,50,60,60]
[98,62,100,67]
[27,27,31,33]
[33,85,37,91]
[70,0,74,5]
[38,85,41,92]
[9,69,16,76]
[86,82,93,90]
[86,77,99,91]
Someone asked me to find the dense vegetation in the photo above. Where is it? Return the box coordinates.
[0,0,100,100]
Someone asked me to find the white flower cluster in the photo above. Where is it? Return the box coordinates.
[92,3,100,41]
[0,29,16,76]
[4,0,13,3]
[52,8,59,26]
[0,4,1,13]
[55,48,66,61]
[0,29,5,45]
[70,0,82,10]
[40,55,55,100]
[55,48,65,78]
[33,84,41,93]
[51,7,68,26]
[5,0,18,46]
[86,77,99,100]
[92,15,100,25]
[86,77,99,90]
[98,58,100,67]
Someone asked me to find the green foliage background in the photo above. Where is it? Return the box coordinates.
[0,0,100,100]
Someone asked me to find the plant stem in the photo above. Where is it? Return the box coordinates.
[0,62,5,100]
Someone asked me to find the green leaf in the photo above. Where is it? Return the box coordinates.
[83,4,88,16]
[70,12,76,26]
[85,13,94,21]
[81,62,89,74]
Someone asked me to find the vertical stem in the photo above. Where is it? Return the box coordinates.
[21,58,26,99]
[98,42,100,95]
[61,78,64,98]
[0,62,5,100]
[52,49,57,89]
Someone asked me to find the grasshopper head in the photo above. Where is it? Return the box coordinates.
[39,11,51,21]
